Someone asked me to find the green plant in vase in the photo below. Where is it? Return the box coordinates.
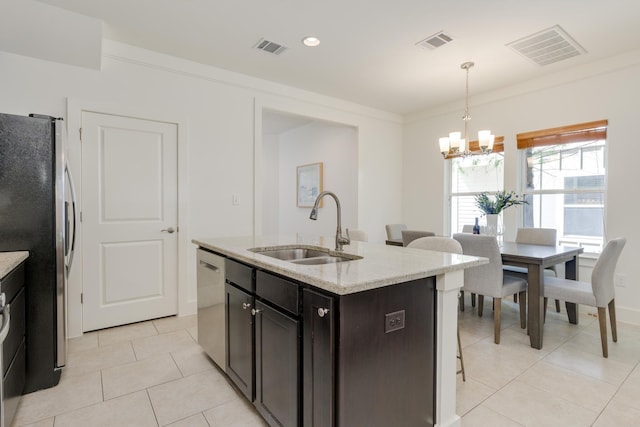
[474,190,527,215]
[474,191,527,236]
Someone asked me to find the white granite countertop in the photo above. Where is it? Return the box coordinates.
[0,251,28,279]
[193,235,486,295]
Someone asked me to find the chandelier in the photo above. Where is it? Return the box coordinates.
[439,62,495,158]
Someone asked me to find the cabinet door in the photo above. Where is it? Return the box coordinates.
[255,301,300,427]
[303,289,335,427]
[225,283,254,401]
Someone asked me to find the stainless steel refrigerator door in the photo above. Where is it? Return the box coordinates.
[196,249,226,369]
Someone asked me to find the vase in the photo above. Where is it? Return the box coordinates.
[484,214,501,238]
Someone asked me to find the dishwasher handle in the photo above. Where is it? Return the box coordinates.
[199,260,221,273]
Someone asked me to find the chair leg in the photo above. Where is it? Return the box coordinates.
[543,297,548,323]
[597,307,609,358]
[477,295,484,317]
[494,298,502,344]
[513,293,518,303]
[518,291,526,329]
[457,327,466,382]
[459,291,465,312]
[471,293,476,307]
[555,299,561,312]
[609,299,618,343]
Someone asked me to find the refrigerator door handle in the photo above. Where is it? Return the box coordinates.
[65,162,78,275]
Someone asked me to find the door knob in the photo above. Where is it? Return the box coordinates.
[161,227,176,234]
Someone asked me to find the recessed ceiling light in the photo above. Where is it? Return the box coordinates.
[302,36,320,47]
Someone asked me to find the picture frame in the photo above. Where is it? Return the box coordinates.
[296,162,323,207]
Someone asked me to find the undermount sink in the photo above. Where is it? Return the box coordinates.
[249,245,362,265]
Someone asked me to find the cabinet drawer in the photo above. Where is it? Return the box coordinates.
[4,340,25,427]
[226,259,254,292]
[0,263,25,303]
[256,271,299,316]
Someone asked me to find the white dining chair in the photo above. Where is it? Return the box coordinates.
[503,227,562,312]
[542,237,626,357]
[407,236,466,380]
[453,233,527,344]
[385,223,407,240]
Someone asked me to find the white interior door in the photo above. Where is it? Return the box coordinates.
[81,111,178,331]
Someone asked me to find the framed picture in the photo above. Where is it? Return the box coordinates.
[297,162,323,207]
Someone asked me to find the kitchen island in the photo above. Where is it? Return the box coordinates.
[193,235,486,427]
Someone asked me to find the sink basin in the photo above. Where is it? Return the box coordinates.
[290,255,353,265]
[251,248,328,261]
[249,245,362,265]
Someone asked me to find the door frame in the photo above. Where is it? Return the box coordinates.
[66,98,191,338]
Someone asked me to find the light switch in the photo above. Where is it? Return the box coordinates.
[232,194,240,206]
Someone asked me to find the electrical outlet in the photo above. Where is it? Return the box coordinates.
[385,310,405,333]
[615,273,626,288]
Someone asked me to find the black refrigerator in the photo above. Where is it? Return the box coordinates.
[0,113,76,393]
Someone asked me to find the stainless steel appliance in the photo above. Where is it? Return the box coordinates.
[197,249,226,369]
[0,113,77,392]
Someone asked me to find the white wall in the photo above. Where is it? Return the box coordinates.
[403,51,640,324]
[262,134,280,235]
[261,121,358,237]
[0,3,403,336]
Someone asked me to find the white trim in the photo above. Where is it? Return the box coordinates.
[434,270,464,427]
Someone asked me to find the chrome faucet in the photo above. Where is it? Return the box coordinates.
[309,191,350,251]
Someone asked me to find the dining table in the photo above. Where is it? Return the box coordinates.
[499,242,584,350]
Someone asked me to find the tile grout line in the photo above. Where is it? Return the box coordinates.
[589,358,640,426]
[145,388,161,427]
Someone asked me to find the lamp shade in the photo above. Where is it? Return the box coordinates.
[439,137,450,154]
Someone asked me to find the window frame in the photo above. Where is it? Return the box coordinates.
[517,120,608,254]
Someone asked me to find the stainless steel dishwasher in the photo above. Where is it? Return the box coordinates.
[197,249,226,370]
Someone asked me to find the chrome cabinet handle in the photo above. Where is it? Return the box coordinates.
[317,307,330,317]
[251,308,262,316]
[161,227,176,234]
[242,302,251,310]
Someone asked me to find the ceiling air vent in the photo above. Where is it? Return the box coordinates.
[416,31,454,50]
[507,25,586,66]
[254,38,287,55]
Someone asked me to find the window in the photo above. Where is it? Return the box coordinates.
[518,120,607,253]
[450,153,504,233]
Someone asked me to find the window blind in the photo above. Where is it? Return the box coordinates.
[516,120,608,149]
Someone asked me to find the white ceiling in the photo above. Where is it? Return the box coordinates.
[36,0,640,115]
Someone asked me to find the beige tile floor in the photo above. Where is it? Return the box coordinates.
[12,297,640,426]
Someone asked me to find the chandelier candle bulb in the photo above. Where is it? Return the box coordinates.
[439,137,450,155]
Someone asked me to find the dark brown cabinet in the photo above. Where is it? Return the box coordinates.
[302,289,335,427]
[220,254,436,427]
[254,300,300,427]
[225,262,301,427]
[1,261,26,427]
[225,282,254,401]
